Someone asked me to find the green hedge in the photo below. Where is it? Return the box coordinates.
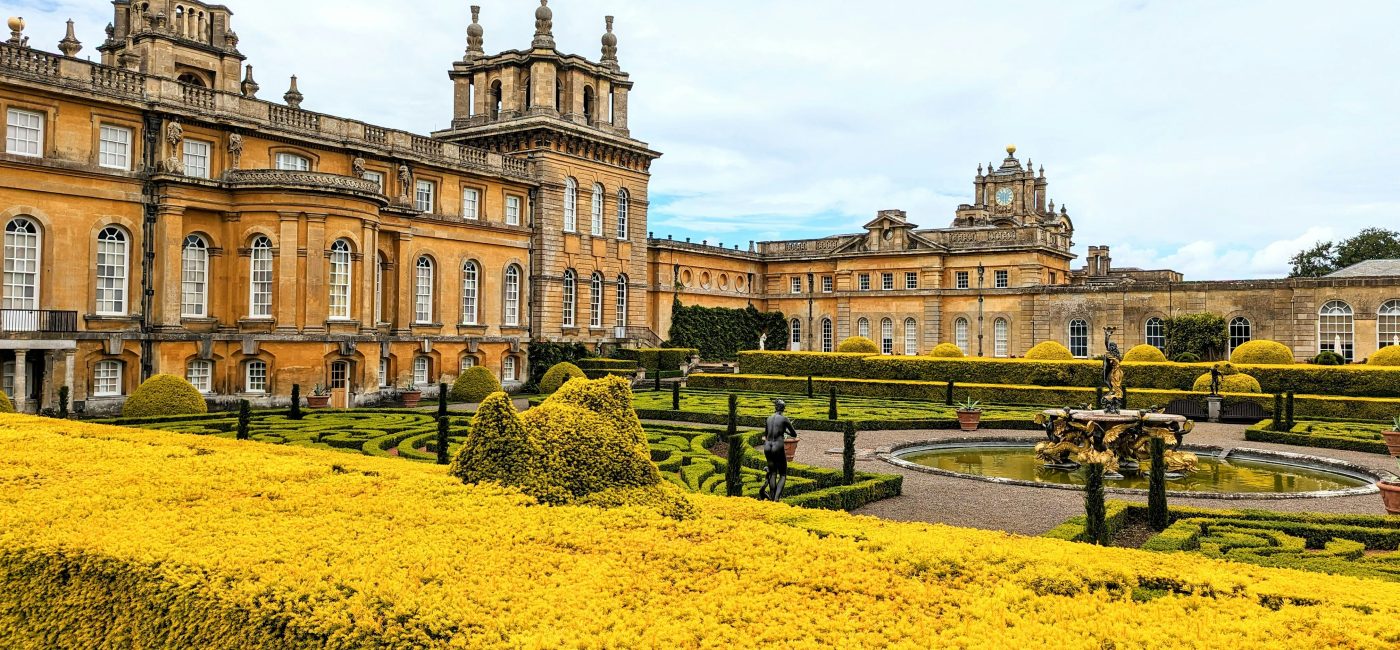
[667,300,786,361]
[1244,421,1390,455]
[577,358,638,371]
[615,348,699,371]
[735,352,1400,397]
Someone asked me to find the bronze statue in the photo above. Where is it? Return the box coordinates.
[1101,327,1124,413]
[758,399,798,501]
[1209,364,1222,396]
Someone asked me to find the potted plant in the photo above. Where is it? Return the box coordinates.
[956,397,983,431]
[1381,417,1400,515]
[784,434,800,463]
[1382,416,1400,457]
[305,384,331,409]
[399,380,423,409]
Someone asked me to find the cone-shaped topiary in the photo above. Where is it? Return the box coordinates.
[1025,341,1074,360]
[1122,345,1167,363]
[929,343,964,358]
[836,336,880,353]
[449,365,502,402]
[1370,345,1400,366]
[1230,339,1294,365]
[122,374,207,418]
[1192,372,1262,393]
[538,362,587,394]
[0,391,13,413]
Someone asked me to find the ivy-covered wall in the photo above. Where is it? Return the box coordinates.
[667,299,786,361]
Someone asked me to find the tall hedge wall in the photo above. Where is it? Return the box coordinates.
[667,299,786,361]
[734,352,1400,398]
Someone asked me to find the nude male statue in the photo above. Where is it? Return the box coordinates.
[758,399,799,501]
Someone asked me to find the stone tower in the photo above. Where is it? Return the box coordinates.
[96,0,245,92]
[435,2,662,348]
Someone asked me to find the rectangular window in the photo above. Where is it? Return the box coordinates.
[503,356,517,382]
[245,361,267,393]
[98,125,132,170]
[379,358,389,387]
[460,357,476,371]
[1049,272,1058,285]
[183,140,211,178]
[93,361,122,397]
[505,196,522,226]
[462,188,479,220]
[905,272,918,290]
[822,276,833,293]
[956,271,970,289]
[413,357,430,385]
[790,277,802,294]
[5,109,43,157]
[995,269,1009,289]
[362,170,384,192]
[881,273,894,291]
[186,360,213,393]
[415,180,436,212]
[858,274,870,291]
[275,153,310,171]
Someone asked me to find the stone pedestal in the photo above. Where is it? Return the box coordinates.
[1206,396,1223,423]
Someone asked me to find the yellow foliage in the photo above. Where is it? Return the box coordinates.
[929,343,964,358]
[1122,345,1167,363]
[449,365,501,402]
[836,336,880,353]
[1230,340,1295,365]
[538,362,587,394]
[1370,345,1400,366]
[1193,372,1262,393]
[0,391,12,413]
[1,413,1398,647]
[1025,341,1074,360]
[121,374,207,418]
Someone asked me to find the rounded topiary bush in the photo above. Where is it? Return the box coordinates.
[836,336,880,354]
[1172,352,1201,363]
[1369,345,1400,366]
[1312,351,1345,366]
[1230,340,1294,365]
[539,362,586,394]
[1122,345,1167,363]
[122,374,207,418]
[1025,341,1074,361]
[450,365,502,402]
[0,391,14,413]
[929,343,964,358]
[1192,372,1261,393]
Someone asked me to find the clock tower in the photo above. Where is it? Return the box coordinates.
[954,145,1068,232]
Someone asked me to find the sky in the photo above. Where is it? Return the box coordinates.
[14,0,1400,280]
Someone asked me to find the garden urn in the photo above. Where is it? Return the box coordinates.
[1382,429,1400,457]
[400,389,422,408]
[956,409,982,431]
[784,437,800,462]
[306,394,330,409]
[1380,480,1400,516]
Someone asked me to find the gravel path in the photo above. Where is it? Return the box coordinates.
[785,422,1398,536]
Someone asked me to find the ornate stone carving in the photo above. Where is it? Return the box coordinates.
[351,156,366,178]
[397,164,412,203]
[163,120,185,174]
[58,19,82,57]
[601,16,618,68]
[225,169,381,194]
[228,133,243,170]
[241,64,259,98]
[283,75,303,109]
[465,5,484,60]
[532,0,554,49]
[6,16,27,47]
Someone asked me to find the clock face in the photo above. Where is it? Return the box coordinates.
[995,187,1014,206]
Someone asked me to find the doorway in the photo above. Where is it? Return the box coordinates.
[330,361,351,409]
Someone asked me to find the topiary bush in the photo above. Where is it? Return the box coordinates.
[929,343,963,358]
[837,336,880,354]
[1025,341,1074,361]
[0,391,13,413]
[122,374,207,418]
[450,366,502,402]
[1172,352,1201,363]
[1313,351,1346,366]
[1192,372,1262,393]
[538,362,587,394]
[1231,340,1295,365]
[1370,345,1400,366]
[1123,345,1167,363]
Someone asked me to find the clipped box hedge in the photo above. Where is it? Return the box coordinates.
[1244,420,1391,455]
[735,351,1400,398]
[614,348,699,371]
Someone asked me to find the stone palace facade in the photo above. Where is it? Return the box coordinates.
[1,1,1397,414]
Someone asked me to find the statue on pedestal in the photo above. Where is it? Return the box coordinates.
[1101,327,1124,414]
[758,400,798,501]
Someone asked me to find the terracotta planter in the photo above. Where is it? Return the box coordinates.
[1380,481,1400,516]
[784,437,800,462]
[1381,430,1400,457]
[305,395,330,409]
[957,409,982,432]
[400,391,422,408]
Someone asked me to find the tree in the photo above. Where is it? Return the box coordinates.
[1289,241,1336,278]
[1289,228,1400,278]
[1164,313,1228,361]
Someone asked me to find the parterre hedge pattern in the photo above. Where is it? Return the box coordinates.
[634,388,1045,431]
[614,347,699,371]
[4,415,1399,647]
[1244,419,1393,455]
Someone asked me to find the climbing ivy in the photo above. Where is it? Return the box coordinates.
[667,298,786,361]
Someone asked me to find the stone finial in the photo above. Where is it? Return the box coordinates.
[465,5,484,59]
[601,15,618,67]
[58,19,82,57]
[6,16,27,47]
[532,0,554,49]
[1039,165,1045,178]
[977,163,983,175]
[241,64,260,98]
[284,75,304,109]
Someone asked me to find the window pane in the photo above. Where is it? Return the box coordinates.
[328,241,352,319]
[590,274,603,327]
[250,237,273,318]
[275,153,310,171]
[1070,320,1089,358]
[563,179,577,231]
[186,360,212,393]
[881,318,893,355]
[94,361,122,397]
[463,188,479,220]
[591,184,604,236]
[98,125,132,169]
[505,266,521,326]
[1380,301,1400,349]
[506,196,521,226]
[994,318,1009,358]
[461,262,478,324]
[183,140,210,178]
[614,275,627,328]
[904,318,917,355]
[6,109,43,157]
[562,271,576,327]
[616,190,629,239]
[181,236,208,317]
[246,361,267,393]
[415,180,435,212]
[3,218,40,311]
[955,318,969,353]
[822,319,833,352]
[95,227,127,314]
[415,258,434,323]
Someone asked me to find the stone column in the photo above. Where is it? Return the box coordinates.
[13,349,27,413]
[276,213,300,332]
[395,233,414,333]
[65,348,82,403]
[304,214,327,331]
[613,86,629,129]
[359,222,378,331]
[156,205,186,328]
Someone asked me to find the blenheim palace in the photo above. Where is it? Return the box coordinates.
[2,1,1398,414]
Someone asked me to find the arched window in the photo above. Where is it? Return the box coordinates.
[95,226,128,315]
[414,256,434,324]
[563,177,578,232]
[245,360,267,393]
[562,269,577,328]
[590,272,604,328]
[1069,319,1090,358]
[93,359,123,397]
[790,317,802,350]
[880,318,894,355]
[249,236,273,318]
[523,75,532,109]
[555,80,563,112]
[1229,317,1252,353]
[821,318,833,352]
[954,318,969,354]
[994,318,1009,358]
[590,183,604,236]
[328,239,352,319]
[1318,300,1354,361]
[904,317,918,356]
[186,359,212,393]
[615,274,628,329]
[461,261,479,325]
[180,235,208,317]
[1145,317,1166,351]
[616,188,630,240]
[3,218,40,312]
[413,356,430,385]
[504,265,521,326]
[1380,300,1400,350]
[857,317,870,339]
[490,80,502,119]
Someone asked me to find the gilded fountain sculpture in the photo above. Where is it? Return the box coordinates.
[1034,327,1198,478]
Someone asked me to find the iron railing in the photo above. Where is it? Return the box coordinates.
[0,309,79,333]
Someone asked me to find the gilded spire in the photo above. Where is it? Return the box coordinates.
[465,5,484,60]
[532,0,554,50]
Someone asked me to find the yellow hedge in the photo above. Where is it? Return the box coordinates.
[1370,345,1400,366]
[1122,345,1167,363]
[121,374,207,418]
[2,413,1398,647]
[538,362,587,394]
[836,336,880,353]
[929,343,964,358]
[1025,341,1074,360]
[0,391,12,413]
[1230,340,1295,365]
[449,365,501,402]
[1192,372,1262,393]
